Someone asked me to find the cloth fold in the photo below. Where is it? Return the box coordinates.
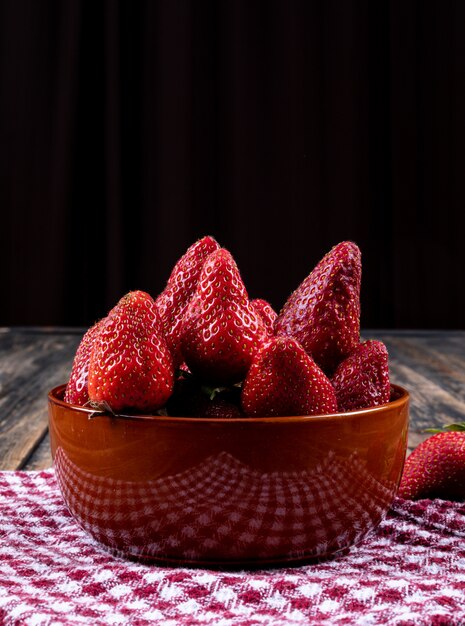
[0,469,464,626]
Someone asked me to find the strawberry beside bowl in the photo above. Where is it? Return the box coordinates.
[48,383,409,568]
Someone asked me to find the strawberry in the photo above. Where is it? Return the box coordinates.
[241,336,338,417]
[275,241,361,374]
[331,340,390,411]
[155,236,220,365]
[180,249,267,384]
[64,319,105,406]
[167,378,243,418]
[251,298,277,337]
[398,431,465,500]
[88,290,174,413]
[200,395,244,418]
[178,361,191,375]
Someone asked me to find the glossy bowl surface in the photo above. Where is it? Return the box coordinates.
[48,385,409,568]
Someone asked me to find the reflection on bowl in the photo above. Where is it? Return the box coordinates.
[48,384,409,568]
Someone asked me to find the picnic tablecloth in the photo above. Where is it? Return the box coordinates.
[0,469,464,626]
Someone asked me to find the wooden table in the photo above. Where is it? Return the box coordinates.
[1,328,464,471]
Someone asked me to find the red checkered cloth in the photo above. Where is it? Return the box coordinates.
[1,470,465,626]
[54,448,395,563]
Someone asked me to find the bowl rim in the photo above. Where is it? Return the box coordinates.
[48,383,409,425]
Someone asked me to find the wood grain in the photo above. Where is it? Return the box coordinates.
[22,432,52,470]
[368,331,465,431]
[0,328,464,471]
[0,329,81,470]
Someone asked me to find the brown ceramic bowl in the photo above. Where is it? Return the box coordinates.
[48,384,409,568]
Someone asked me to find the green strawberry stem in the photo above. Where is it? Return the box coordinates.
[201,384,231,401]
[177,367,242,401]
[424,422,465,434]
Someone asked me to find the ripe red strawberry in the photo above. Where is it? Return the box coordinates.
[241,337,338,417]
[398,432,465,500]
[331,340,390,411]
[275,241,361,374]
[180,249,267,384]
[251,299,277,337]
[64,319,105,406]
[155,236,220,365]
[88,290,174,413]
[201,395,244,418]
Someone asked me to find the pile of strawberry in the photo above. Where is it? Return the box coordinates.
[65,237,391,418]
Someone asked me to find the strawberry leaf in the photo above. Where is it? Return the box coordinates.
[444,422,465,432]
[201,385,229,401]
[424,422,465,434]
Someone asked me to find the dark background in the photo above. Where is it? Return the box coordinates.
[1,0,464,329]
